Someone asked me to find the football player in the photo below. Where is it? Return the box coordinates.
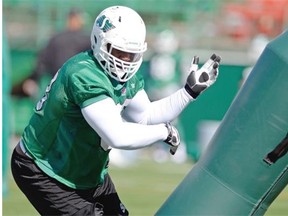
[11,5,220,215]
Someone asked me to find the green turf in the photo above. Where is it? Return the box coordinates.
[3,157,287,216]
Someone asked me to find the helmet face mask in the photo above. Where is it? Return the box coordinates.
[91,6,147,82]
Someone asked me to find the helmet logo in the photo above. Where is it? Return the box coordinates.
[96,15,115,32]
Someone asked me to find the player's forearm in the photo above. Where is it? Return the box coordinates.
[99,122,168,150]
[147,88,194,124]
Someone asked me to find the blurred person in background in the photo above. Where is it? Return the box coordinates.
[13,8,90,98]
[11,6,220,215]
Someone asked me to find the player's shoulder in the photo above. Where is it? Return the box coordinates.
[61,50,110,87]
[68,50,94,65]
[62,50,101,75]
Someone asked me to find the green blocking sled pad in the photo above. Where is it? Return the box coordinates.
[156,31,288,215]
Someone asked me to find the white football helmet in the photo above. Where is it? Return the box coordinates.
[91,6,147,82]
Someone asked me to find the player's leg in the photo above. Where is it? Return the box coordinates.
[92,174,129,215]
[11,143,97,215]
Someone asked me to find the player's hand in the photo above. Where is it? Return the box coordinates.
[164,122,180,155]
[184,54,221,98]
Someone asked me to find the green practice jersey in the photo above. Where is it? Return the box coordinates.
[22,50,144,189]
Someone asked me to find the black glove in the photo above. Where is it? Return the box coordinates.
[185,54,221,98]
[164,122,180,155]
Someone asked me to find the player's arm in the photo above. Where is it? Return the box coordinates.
[122,54,221,125]
[122,88,193,125]
[81,97,179,151]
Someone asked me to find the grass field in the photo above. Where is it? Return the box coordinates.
[3,156,288,216]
